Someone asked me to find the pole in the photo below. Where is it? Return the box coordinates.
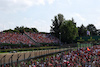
[59,32,61,45]
[11,54,14,66]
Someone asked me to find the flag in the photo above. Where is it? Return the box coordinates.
[87,31,90,36]
[87,47,90,51]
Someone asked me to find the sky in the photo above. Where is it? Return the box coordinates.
[0,0,100,32]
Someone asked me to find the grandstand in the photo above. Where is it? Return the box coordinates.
[0,32,60,46]
[0,32,35,45]
[25,32,60,43]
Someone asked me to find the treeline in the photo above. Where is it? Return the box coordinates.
[50,14,100,43]
[3,26,39,33]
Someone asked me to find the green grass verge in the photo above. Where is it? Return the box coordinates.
[0,46,59,53]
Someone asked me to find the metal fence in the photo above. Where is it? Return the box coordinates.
[1,45,99,67]
[1,47,100,67]
[0,48,70,67]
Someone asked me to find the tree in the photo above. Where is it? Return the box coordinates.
[3,29,14,33]
[50,14,64,38]
[19,26,24,34]
[72,17,76,25]
[2,26,39,33]
[60,20,78,43]
[86,24,97,36]
[31,28,38,33]
[24,27,31,32]
[78,24,87,36]
[97,29,100,36]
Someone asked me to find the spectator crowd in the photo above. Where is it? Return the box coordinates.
[0,32,60,46]
[25,32,60,43]
[2,45,100,67]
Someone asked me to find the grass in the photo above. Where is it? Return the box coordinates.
[0,46,59,53]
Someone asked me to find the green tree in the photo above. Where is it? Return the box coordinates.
[3,29,14,33]
[78,24,87,36]
[31,28,38,33]
[24,27,30,32]
[50,14,64,38]
[86,24,97,36]
[14,26,39,33]
[97,29,100,36]
[3,26,39,33]
[60,20,78,43]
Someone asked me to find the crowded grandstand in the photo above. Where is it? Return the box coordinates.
[0,32,61,49]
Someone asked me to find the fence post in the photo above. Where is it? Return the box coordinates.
[28,52,31,59]
[10,54,14,66]
[17,54,21,66]
[35,51,37,56]
[46,49,47,54]
[24,53,25,62]
[0,59,1,67]
[0,55,6,67]
[40,50,42,55]
[48,49,49,54]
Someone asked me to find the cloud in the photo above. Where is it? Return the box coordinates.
[0,0,33,12]
[67,0,72,5]
[0,22,15,31]
[74,13,86,22]
[23,19,50,32]
[94,17,100,29]
[24,17,32,20]
[0,24,5,31]
[33,0,45,5]
[70,13,86,27]
[0,0,55,13]
[47,0,55,4]
[32,20,50,32]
